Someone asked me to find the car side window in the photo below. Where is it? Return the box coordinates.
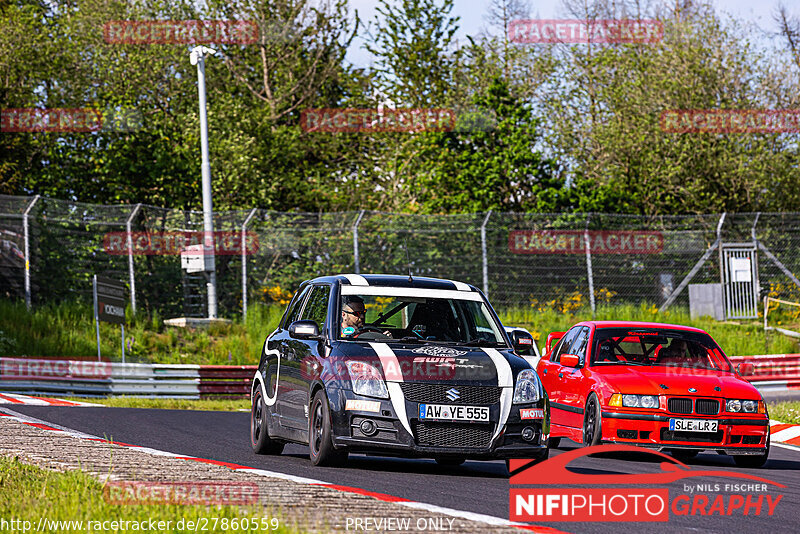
[568,327,591,361]
[302,285,331,330]
[552,327,580,363]
[282,285,311,328]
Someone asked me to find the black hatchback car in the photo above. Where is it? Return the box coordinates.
[250,274,550,468]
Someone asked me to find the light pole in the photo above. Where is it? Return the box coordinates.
[190,45,217,319]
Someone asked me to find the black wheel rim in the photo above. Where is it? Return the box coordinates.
[252,392,263,445]
[584,400,596,445]
[311,400,324,456]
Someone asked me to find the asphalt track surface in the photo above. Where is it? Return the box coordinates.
[9,405,800,534]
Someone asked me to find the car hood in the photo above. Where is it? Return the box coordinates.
[336,341,522,386]
[593,366,759,399]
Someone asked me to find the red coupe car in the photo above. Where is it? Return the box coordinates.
[536,321,769,467]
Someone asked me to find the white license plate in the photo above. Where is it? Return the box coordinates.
[669,418,718,433]
[418,404,489,422]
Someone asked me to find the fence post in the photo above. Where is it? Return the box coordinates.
[241,208,258,321]
[481,210,492,296]
[23,195,40,310]
[584,214,595,318]
[126,203,142,314]
[353,210,365,274]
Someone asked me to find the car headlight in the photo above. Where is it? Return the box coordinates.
[513,369,541,403]
[346,361,388,399]
[727,399,759,413]
[612,394,659,408]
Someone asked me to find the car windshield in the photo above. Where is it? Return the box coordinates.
[590,328,732,372]
[337,289,507,346]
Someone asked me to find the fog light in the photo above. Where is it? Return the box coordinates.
[360,419,377,436]
[521,426,536,442]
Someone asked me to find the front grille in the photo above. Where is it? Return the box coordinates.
[668,398,693,414]
[617,429,637,439]
[400,383,501,405]
[695,399,720,415]
[412,421,493,448]
[661,428,723,443]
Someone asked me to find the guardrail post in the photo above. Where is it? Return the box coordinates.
[585,214,596,318]
[126,203,142,314]
[480,210,492,296]
[23,195,40,310]
[353,210,365,274]
[241,208,258,320]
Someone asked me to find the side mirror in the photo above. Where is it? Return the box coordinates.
[511,331,535,355]
[289,320,321,340]
[546,332,565,355]
[737,362,755,376]
[560,354,580,368]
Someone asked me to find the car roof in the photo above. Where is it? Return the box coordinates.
[307,273,478,292]
[576,321,708,334]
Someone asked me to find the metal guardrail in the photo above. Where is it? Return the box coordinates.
[1,356,798,399]
[0,358,256,399]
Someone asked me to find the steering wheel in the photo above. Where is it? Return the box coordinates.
[353,326,385,339]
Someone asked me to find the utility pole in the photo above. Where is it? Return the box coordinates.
[190,45,218,318]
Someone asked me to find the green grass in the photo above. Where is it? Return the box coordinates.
[0,298,796,366]
[0,456,295,533]
[0,300,284,365]
[767,401,800,424]
[497,302,798,357]
[61,397,250,411]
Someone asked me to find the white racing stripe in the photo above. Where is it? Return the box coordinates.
[342,274,369,286]
[369,342,413,437]
[482,348,514,442]
[447,279,472,292]
[340,286,483,301]
[255,348,281,407]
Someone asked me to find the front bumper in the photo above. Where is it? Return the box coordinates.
[328,387,549,459]
[601,410,768,454]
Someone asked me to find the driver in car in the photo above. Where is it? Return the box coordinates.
[340,296,393,338]
[340,296,366,337]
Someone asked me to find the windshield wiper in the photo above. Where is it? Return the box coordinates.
[389,336,427,344]
[454,338,504,347]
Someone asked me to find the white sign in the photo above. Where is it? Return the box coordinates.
[181,244,212,273]
[730,257,752,283]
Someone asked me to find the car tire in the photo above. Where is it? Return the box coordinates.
[251,387,284,455]
[435,457,465,467]
[582,393,602,446]
[733,433,770,468]
[548,437,561,448]
[309,390,348,467]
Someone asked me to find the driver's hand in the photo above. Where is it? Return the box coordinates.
[382,330,392,338]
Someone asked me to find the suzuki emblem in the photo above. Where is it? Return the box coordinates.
[446,388,460,401]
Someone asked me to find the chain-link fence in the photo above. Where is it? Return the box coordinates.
[2,194,800,318]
